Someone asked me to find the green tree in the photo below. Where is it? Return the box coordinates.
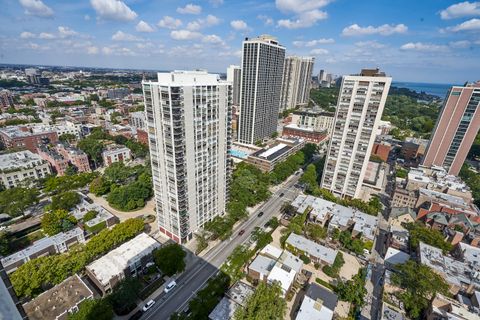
[48,191,81,211]
[305,223,327,242]
[335,269,367,310]
[300,163,318,192]
[153,243,186,276]
[41,209,77,236]
[234,282,286,320]
[0,231,9,256]
[322,252,345,278]
[59,133,77,143]
[404,222,453,254]
[0,187,39,217]
[108,277,141,315]
[89,177,111,196]
[187,273,230,319]
[83,210,98,222]
[391,260,449,319]
[78,138,104,166]
[68,298,113,320]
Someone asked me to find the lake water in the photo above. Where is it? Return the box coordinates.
[392,81,457,99]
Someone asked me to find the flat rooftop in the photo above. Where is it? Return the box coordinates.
[23,274,93,320]
[286,233,338,265]
[86,233,160,286]
[0,150,46,171]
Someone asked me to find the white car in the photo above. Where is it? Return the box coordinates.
[142,300,155,312]
[164,280,177,293]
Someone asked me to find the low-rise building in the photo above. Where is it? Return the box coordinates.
[247,255,276,282]
[22,274,93,320]
[267,251,303,296]
[85,233,160,295]
[371,142,391,162]
[285,233,338,265]
[281,124,327,144]
[56,143,91,173]
[244,138,305,172]
[0,125,58,153]
[37,145,69,175]
[380,302,408,320]
[208,282,254,320]
[101,144,131,166]
[0,150,52,188]
[1,228,85,273]
[71,200,118,233]
[296,283,338,320]
[418,242,480,294]
[384,247,410,267]
[290,108,335,136]
[426,293,480,320]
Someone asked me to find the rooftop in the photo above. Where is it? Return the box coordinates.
[71,199,115,228]
[286,233,338,265]
[384,247,410,265]
[380,303,407,320]
[259,244,283,260]
[0,150,46,171]
[147,70,226,86]
[86,233,160,286]
[249,254,276,276]
[296,283,338,320]
[23,274,93,320]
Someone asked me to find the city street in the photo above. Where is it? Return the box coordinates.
[140,174,302,320]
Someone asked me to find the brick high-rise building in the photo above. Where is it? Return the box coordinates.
[423,81,480,175]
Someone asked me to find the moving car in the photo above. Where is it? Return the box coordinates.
[257,211,264,217]
[164,280,177,293]
[279,193,284,197]
[142,300,156,312]
[238,229,245,236]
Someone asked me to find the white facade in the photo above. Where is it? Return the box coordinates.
[129,111,146,130]
[226,65,241,106]
[238,35,285,145]
[102,145,131,165]
[143,70,232,243]
[321,69,391,198]
[0,150,51,189]
[290,108,335,136]
[279,56,314,111]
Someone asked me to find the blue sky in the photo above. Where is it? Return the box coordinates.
[1,0,479,83]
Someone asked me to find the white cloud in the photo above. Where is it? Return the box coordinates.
[293,38,334,47]
[187,15,220,31]
[157,16,182,29]
[354,40,386,49]
[276,0,330,29]
[39,32,55,39]
[19,0,54,18]
[310,48,329,55]
[90,0,137,21]
[20,31,36,39]
[230,20,249,31]
[136,20,155,33]
[58,26,78,38]
[257,15,274,26]
[177,4,202,15]
[449,40,471,48]
[25,42,50,50]
[447,18,480,31]
[440,1,480,20]
[209,0,223,7]
[400,42,448,52]
[203,34,224,45]
[102,47,113,55]
[112,31,141,41]
[170,30,202,40]
[342,23,408,36]
[84,14,91,20]
[86,46,99,54]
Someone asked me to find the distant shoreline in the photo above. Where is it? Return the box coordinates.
[392,81,456,98]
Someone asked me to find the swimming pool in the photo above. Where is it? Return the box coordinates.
[229,149,248,159]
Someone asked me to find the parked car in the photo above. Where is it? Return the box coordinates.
[129,311,143,320]
[279,193,284,197]
[257,211,264,217]
[142,300,156,312]
[238,229,246,236]
[164,281,177,293]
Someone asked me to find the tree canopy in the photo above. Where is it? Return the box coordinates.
[391,260,449,319]
[234,282,286,320]
[153,243,186,276]
[67,298,113,320]
[0,187,39,217]
[41,209,77,236]
[404,222,453,254]
[48,191,81,212]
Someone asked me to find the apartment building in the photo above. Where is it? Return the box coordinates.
[143,70,232,243]
[0,125,58,153]
[279,56,314,111]
[238,35,285,144]
[290,107,335,136]
[129,111,146,130]
[423,81,480,175]
[226,65,241,106]
[244,138,305,172]
[101,144,131,166]
[56,143,91,173]
[86,233,160,295]
[0,150,51,189]
[321,68,392,199]
[0,90,15,109]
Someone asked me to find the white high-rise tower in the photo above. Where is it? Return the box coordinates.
[321,68,391,199]
[143,71,232,243]
[238,35,285,145]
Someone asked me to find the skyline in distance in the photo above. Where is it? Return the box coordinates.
[1,0,480,83]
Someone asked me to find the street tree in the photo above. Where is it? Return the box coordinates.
[0,187,39,217]
[153,243,186,276]
[234,282,286,320]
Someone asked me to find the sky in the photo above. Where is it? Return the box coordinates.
[0,0,479,83]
